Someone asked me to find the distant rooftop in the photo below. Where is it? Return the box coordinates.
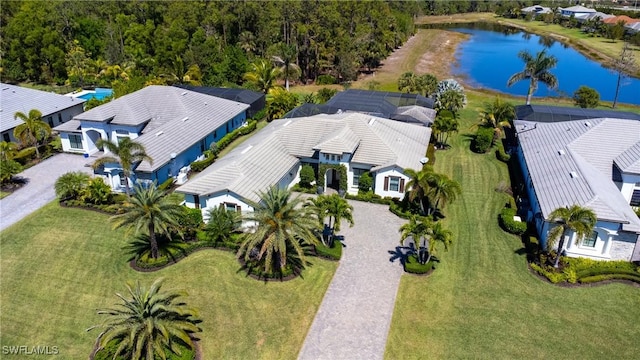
[515,105,640,123]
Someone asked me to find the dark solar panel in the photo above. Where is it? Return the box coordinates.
[515,105,640,122]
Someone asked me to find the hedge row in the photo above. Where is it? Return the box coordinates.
[579,273,640,284]
[190,120,258,173]
[530,260,640,285]
[345,192,393,205]
[404,256,436,274]
[499,207,526,235]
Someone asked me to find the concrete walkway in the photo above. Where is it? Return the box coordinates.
[298,200,407,360]
[0,153,92,232]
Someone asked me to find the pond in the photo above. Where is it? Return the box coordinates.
[430,23,640,105]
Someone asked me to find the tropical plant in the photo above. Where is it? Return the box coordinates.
[426,173,462,216]
[427,221,453,263]
[81,177,112,205]
[237,186,320,274]
[92,138,152,196]
[434,79,466,114]
[299,164,315,188]
[573,86,600,108]
[358,172,373,192]
[243,59,282,94]
[88,278,202,360]
[316,88,338,103]
[398,72,421,93]
[432,111,459,148]
[477,97,514,145]
[546,205,597,268]
[0,141,18,161]
[0,159,23,184]
[111,183,184,259]
[612,43,637,109]
[419,73,439,97]
[13,109,51,159]
[404,166,434,214]
[323,194,354,242]
[272,43,301,91]
[266,87,299,121]
[400,215,432,264]
[54,171,91,200]
[507,49,558,105]
[204,206,242,246]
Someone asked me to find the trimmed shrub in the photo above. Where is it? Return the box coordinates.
[357,172,373,192]
[299,164,315,188]
[579,273,640,284]
[573,86,600,108]
[251,109,267,122]
[190,155,216,173]
[0,159,23,184]
[345,191,391,205]
[55,171,91,200]
[13,147,37,165]
[316,88,338,103]
[389,201,412,219]
[316,74,337,85]
[158,177,175,191]
[81,177,113,205]
[496,142,510,162]
[315,240,342,260]
[426,143,436,165]
[176,207,204,240]
[530,263,566,283]
[404,256,436,274]
[473,126,494,153]
[499,207,527,235]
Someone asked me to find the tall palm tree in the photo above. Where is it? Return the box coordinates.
[204,206,242,246]
[398,72,421,93]
[426,173,462,216]
[13,109,51,159]
[243,59,282,94]
[477,97,515,145]
[400,215,432,264]
[111,184,183,259]
[427,221,452,264]
[546,205,597,268]
[238,186,320,274]
[88,278,202,360]
[507,49,558,105]
[404,166,434,214]
[93,138,152,196]
[324,194,354,246]
[272,43,301,91]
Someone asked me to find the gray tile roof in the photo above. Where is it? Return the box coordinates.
[313,126,360,154]
[82,86,248,173]
[176,113,431,202]
[53,119,82,132]
[614,141,640,175]
[515,118,640,232]
[0,83,85,133]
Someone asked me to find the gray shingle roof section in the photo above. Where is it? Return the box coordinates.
[515,118,640,232]
[515,105,640,123]
[313,126,360,154]
[85,86,249,173]
[1,83,85,133]
[614,141,640,175]
[53,119,82,132]
[176,113,431,202]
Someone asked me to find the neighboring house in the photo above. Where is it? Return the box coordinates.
[515,118,640,262]
[581,11,615,23]
[0,83,86,142]
[626,21,640,33]
[284,89,436,126]
[602,15,640,26]
[515,105,640,123]
[173,85,265,119]
[560,5,597,19]
[176,113,432,219]
[521,5,552,15]
[54,86,249,191]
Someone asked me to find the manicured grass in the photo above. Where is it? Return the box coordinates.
[0,191,10,200]
[0,202,337,359]
[385,95,640,359]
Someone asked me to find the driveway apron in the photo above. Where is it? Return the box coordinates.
[0,153,92,232]
[298,200,406,360]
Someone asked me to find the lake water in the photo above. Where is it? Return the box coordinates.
[442,23,640,105]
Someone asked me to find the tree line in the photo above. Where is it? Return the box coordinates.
[1,0,419,91]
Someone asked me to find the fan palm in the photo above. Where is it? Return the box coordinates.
[507,49,558,105]
[13,109,51,159]
[238,186,320,274]
[243,59,282,94]
[93,138,152,196]
[546,205,597,268]
[88,278,202,360]
[111,183,183,259]
[400,216,432,264]
[204,206,242,246]
[398,72,420,93]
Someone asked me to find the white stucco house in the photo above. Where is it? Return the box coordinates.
[521,5,552,15]
[559,5,596,20]
[175,113,432,219]
[515,118,640,262]
[0,83,86,143]
[54,86,249,191]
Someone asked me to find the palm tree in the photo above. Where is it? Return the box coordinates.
[507,49,558,105]
[400,215,432,264]
[324,194,354,246]
[111,184,183,259]
[88,278,202,360]
[426,221,453,264]
[546,205,597,268]
[0,141,17,161]
[398,72,421,93]
[404,166,434,214]
[238,186,320,274]
[419,73,439,97]
[477,97,515,145]
[13,109,51,159]
[426,173,462,216]
[204,206,242,246]
[266,87,299,121]
[272,43,301,91]
[54,171,91,200]
[92,138,152,196]
[243,59,282,94]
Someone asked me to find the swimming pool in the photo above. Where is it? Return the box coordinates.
[77,88,113,101]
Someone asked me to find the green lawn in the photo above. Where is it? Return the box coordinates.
[0,191,10,200]
[385,94,640,359]
[0,202,337,359]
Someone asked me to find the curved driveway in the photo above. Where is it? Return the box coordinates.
[0,153,92,232]
[298,200,407,360]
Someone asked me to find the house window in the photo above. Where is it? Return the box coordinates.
[119,172,126,186]
[224,202,241,212]
[3,133,10,142]
[338,155,342,161]
[200,139,206,152]
[582,231,597,248]
[389,177,400,191]
[331,154,336,161]
[324,154,329,160]
[69,134,83,149]
[47,117,53,127]
[57,113,62,124]
[353,169,366,186]
[193,195,200,209]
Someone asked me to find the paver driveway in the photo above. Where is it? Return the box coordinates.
[298,200,407,360]
[0,153,92,232]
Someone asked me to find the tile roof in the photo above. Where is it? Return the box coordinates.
[0,83,85,133]
[614,141,640,175]
[515,105,640,122]
[53,119,82,132]
[176,113,431,202]
[561,5,596,13]
[515,118,640,232]
[79,86,249,172]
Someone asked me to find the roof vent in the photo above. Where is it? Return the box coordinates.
[155,131,164,137]
[181,91,188,96]
[181,117,189,122]
[558,149,565,155]
[283,120,292,127]
[569,171,578,178]
[584,121,591,127]
[241,145,253,154]
[368,118,376,126]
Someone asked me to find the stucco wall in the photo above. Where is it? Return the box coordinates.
[374,166,409,199]
[5,103,84,143]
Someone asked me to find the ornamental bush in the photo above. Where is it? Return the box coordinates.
[358,172,373,192]
[299,164,315,188]
[573,86,600,108]
[499,207,526,235]
[473,126,494,153]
